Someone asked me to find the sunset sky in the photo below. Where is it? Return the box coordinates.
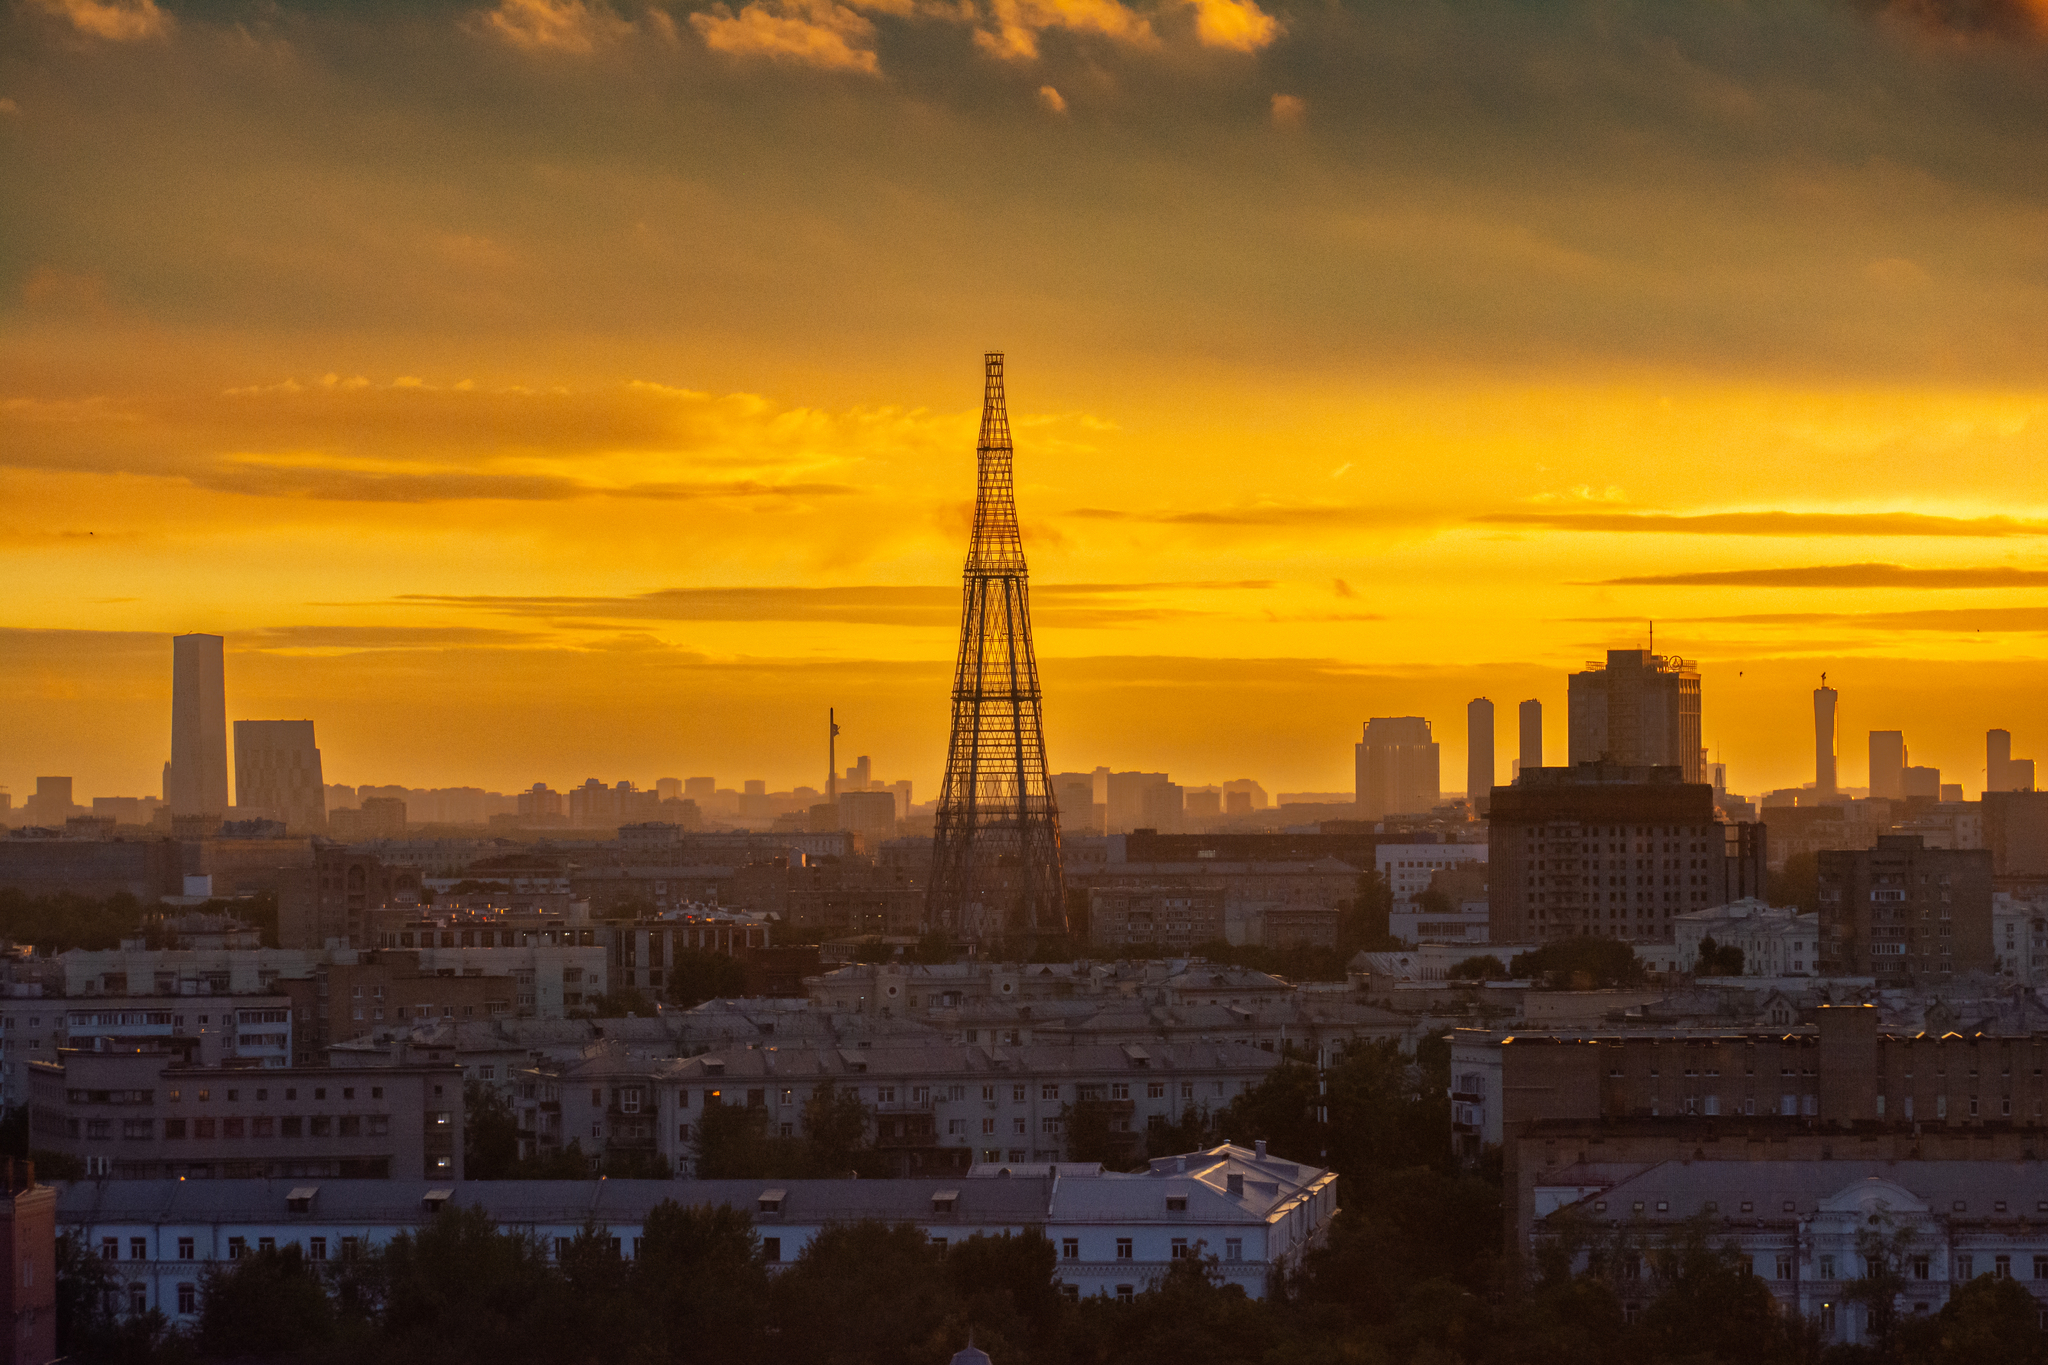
[8,0,2048,803]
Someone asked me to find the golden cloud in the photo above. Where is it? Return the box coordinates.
[479,0,633,52]
[1186,0,1277,51]
[26,0,172,41]
[973,0,1156,61]
[690,0,881,72]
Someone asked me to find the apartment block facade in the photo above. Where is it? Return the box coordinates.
[1816,835,1994,980]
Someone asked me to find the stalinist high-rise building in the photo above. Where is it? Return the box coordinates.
[1566,648,1702,781]
[166,633,230,817]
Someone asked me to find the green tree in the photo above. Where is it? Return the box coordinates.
[692,1100,773,1179]
[374,1204,570,1365]
[1634,1223,1790,1365]
[578,986,660,1019]
[1059,1100,1139,1168]
[1927,1272,2048,1365]
[801,1081,871,1175]
[771,1222,953,1365]
[1449,954,1508,981]
[1770,849,1821,916]
[908,928,954,964]
[666,950,749,1009]
[1695,936,1746,977]
[197,1243,336,1360]
[1510,937,1645,988]
[632,1200,773,1365]
[1339,870,1399,956]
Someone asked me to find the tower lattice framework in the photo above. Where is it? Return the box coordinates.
[927,352,1066,945]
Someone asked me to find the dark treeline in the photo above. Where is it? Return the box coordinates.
[0,889,280,953]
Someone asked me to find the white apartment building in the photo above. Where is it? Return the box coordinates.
[0,995,294,1109]
[1375,842,1486,906]
[1995,891,2048,983]
[1672,898,1819,976]
[54,1142,1334,1324]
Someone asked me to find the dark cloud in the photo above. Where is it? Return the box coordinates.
[1591,563,2048,587]
[1071,505,1424,528]
[1480,510,2048,538]
[185,463,856,504]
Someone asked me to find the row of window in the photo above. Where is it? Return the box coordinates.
[73,1114,436,1140]
[594,1080,1230,1111]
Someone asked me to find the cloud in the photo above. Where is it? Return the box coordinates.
[1270,93,1304,127]
[187,457,859,504]
[26,0,171,41]
[690,0,881,73]
[1591,563,2048,588]
[395,580,1275,627]
[974,0,1156,60]
[1071,502,1422,528]
[1880,0,2048,40]
[242,625,556,652]
[1477,510,2048,538]
[1186,0,1278,51]
[1037,84,1067,112]
[479,0,632,53]
[0,99,19,115]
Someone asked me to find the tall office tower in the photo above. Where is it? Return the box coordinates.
[232,720,326,831]
[846,755,874,791]
[1466,697,1495,807]
[656,778,682,801]
[684,776,715,802]
[1355,717,1441,819]
[23,777,75,825]
[166,633,230,817]
[1051,772,1102,836]
[1567,648,1703,781]
[1106,771,1182,833]
[1990,730,2012,794]
[838,789,898,853]
[1814,680,1839,798]
[927,353,1065,943]
[1869,731,1906,801]
[1518,699,1543,778]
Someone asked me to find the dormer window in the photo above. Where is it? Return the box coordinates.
[1167,1196,1187,1211]
[932,1190,959,1213]
[758,1188,786,1213]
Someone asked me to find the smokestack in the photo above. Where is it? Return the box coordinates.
[1518,699,1542,779]
[1814,677,1838,799]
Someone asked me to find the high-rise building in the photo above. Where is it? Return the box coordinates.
[233,720,326,831]
[1816,835,1992,981]
[1051,773,1102,836]
[839,789,898,852]
[22,777,76,826]
[1518,699,1543,778]
[1902,766,1941,799]
[1869,731,1906,801]
[1355,717,1440,820]
[684,777,715,802]
[1813,680,1838,799]
[1988,730,2035,794]
[656,778,682,801]
[1567,649,1702,781]
[1107,772,1181,834]
[167,633,230,818]
[1486,762,1765,944]
[1466,698,1494,809]
[845,755,873,791]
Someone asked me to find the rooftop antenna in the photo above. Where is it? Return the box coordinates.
[828,709,840,804]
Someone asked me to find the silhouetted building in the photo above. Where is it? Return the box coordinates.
[1355,717,1440,819]
[233,720,326,832]
[1486,762,1763,944]
[166,633,229,818]
[0,1159,55,1365]
[1903,765,1941,799]
[0,837,183,902]
[1467,697,1494,810]
[21,777,75,826]
[1106,772,1181,835]
[1814,681,1838,799]
[840,790,898,852]
[1989,730,2036,794]
[1816,835,1993,981]
[1519,699,1543,777]
[1869,731,1906,801]
[1568,650,1702,781]
[1982,791,2048,878]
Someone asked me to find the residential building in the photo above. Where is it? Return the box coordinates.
[29,1046,463,1180]
[1486,763,1765,944]
[1107,773,1182,836]
[166,634,229,819]
[839,791,898,853]
[1672,899,1819,976]
[22,777,77,826]
[1087,886,1226,951]
[606,910,773,995]
[55,1142,1332,1325]
[1816,835,1993,981]
[1985,790,2048,876]
[328,797,407,842]
[1376,841,1487,906]
[1070,860,1357,948]
[0,838,183,903]
[0,1161,54,1365]
[1567,650,1702,781]
[1355,717,1439,820]
[232,720,326,832]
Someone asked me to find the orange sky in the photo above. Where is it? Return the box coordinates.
[8,0,2048,804]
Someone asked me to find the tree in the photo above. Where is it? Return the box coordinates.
[633,1200,773,1365]
[1510,937,1645,989]
[1059,1100,1139,1168]
[908,928,954,964]
[1339,870,1399,956]
[801,1081,871,1175]
[1448,955,1508,981]
[692,1100,774,1179]
[577,986,659,1019]
[1928,1272,2048,1365]
[197,1243,336,1360]
[1841,1218,1917,1359]
[1695,936,1746,977]
[666,950,749,1009]
[1634,1223,1790,1365]
[374,1204,571,1365]
[770,1222,954,1365]
[1770,849,1821,916]
[464,1080,521,1180]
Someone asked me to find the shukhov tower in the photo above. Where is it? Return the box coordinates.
[927,353,1067,945]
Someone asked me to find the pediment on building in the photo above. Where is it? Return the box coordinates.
[1816,1176,1929,1217]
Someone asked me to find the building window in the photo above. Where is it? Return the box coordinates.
[1225,1238,1242,1262]
[1042,1085,1059,1101]
[1958,1255,1975,1280]
[764,1238,781,1262]
[1062,1239,1078,1260]
[227,1238,246,1261]
[177,1283,196,1315]
[310,1238,327,1261]
[99,1239,117,1261]
[177,1238,194,1261]
[129,1238,145,1260]
[1116,1238,1132,1260]
[1116,1284,1134,1304]
[1171,1238,1190,1260]
[1998,1255,2012,1279]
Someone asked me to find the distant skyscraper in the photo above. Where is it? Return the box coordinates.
[1987,730,2034,794]
[1814,679,1838,798]
[167,633,229,817]
[1567,649,1702,781]
[233,720,326,831]
[1869,731,1906,801]
[684,777,715,802]
[1355,717,1440,819]
[1467,698,1494,806]
[1107,772,1182,833]
[1518,699,1543,778]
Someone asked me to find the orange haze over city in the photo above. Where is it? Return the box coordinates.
[9,0,2048,803]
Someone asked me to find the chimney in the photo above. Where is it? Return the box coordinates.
[1254,1139,1266,1160]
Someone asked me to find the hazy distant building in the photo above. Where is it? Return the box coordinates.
[839,789,898,852]
[1107,772,1181,834]
[1813,681,1838,798]
[329,796,406,841]
[22,776,77,826]
[1051,772,1104,836]
[1869,731,1906,801]
[1817,835,1992,981]
[1183,789,1222,822]
[1355,717,1440,820]
[1983,791,2048,877]
[166,633,230,817]
[1518,699,1543,777]
[233,720,325,832]
[1989,730,2036,794]
[1903,765,1942,799]
[1466,698,1494,808]
[1567,650,1702,781]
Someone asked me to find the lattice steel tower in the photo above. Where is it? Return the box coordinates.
[927,352,1066,946]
